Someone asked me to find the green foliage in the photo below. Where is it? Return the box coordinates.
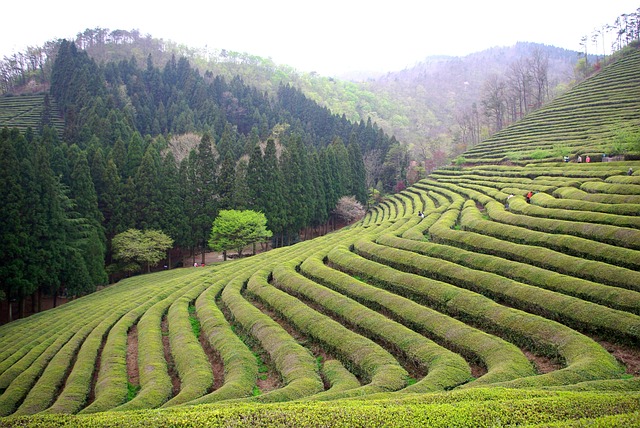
[208,209,272,257]
[111,228,174,273]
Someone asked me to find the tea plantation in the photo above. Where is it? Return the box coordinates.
[1,49,640,427]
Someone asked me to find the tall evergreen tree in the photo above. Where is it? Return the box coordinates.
[159,151,187,267]
[231,157,251,210]
[185,132,218,263]
[69,150,108,287]
[133,143,162,230]
[0,131,29,321]
[246,142,264,211]
[281,134,310,243]
[347,138,368,204]
[261,139,286,246]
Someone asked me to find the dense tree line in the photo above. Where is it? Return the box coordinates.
[1,39,392,320]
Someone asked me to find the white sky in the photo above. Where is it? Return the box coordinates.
[2,1,638,76]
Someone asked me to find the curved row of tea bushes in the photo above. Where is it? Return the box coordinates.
[348,239,625,388]
[581,180,640,195]
[271,264,472,392]
[606,174,640,184]
[358,237,640,344]
[532,191,640,216]
[78,271,208,414]
[247,268,408,399]
[0,324,92,416]
[0,273,173,418]
[316,359,360,397]
[13,302,138,416]
[508,196,640,229]
[184,271,258,405]
[554,186,640,204]
[43,277,181,415]
[427,179,640,254]
[463,199,640,269]
[221,268,323,403]
[161,298,212,407]
[429,200,640,292]
[310,250,537,386]
[378,233,640,315]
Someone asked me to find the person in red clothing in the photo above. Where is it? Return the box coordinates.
[585,155,591,163]
[526,191,533,203]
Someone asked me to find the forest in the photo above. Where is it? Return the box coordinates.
[0,39,400,321]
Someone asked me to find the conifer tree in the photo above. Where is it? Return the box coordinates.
[159,151,187,267]
[69,150,108,287]
[261,138,286,246]
[347,138,368,204]
[126,132,145,178]
[231,157,251,210]
[133,143,162,230]
[281,134,310,243]
[247,143,264,211]
[189,132,218,263]
[0,132,29,321]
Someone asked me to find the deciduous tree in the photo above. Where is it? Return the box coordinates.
[111,228,173,273]
[208,210,272,260]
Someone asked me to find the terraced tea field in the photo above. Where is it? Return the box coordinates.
[0,94,64,135]
[1,49,640,427]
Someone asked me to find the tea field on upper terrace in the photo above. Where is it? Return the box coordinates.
[0,94,64,136]
[1,48,640,427]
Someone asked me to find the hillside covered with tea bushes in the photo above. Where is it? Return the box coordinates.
[1,46,640,428]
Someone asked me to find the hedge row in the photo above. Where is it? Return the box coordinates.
[184,271,257,405]
[432,201,640,291]
[3,389,640,427]
[161,298,213,407]
[112,272,214,412]
[509,195,640,229]
[356,237,640,345]
[271,264,472,393]
[533,191,640,216]
[347,240,625,388]
[427,179,640,254]
[377,233,640,315]
[310,250,537,387]
[247,268,407,399]
[221,268,323,403]
[581,180,640,195]
[553,185,640,204]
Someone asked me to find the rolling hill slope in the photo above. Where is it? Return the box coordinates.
[1,49,640,427]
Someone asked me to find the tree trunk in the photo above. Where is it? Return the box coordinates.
[31,291,37,314]
[4,289,13,323]
[53,293,58,308]
[18,296,24,319]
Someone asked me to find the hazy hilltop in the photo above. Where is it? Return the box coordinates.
[0,30,587,170]
[358,43,582,150]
